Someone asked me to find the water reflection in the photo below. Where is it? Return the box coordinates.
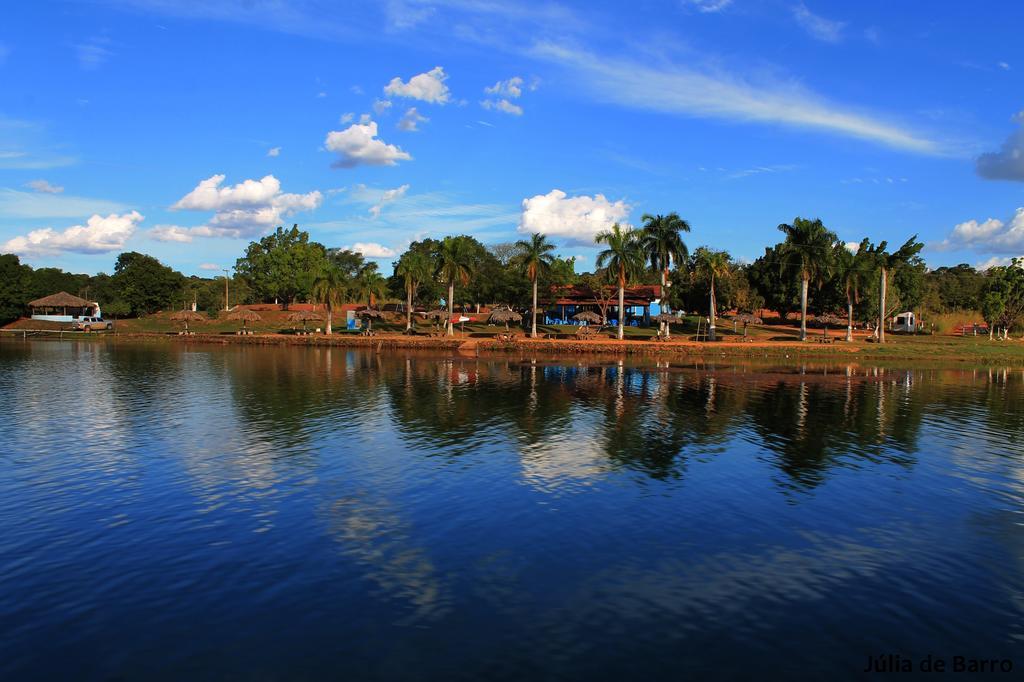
[3,340,1024,680]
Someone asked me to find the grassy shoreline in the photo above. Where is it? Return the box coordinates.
[5,326,1024,365]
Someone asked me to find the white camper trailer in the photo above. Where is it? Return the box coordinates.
[892,311,917,333]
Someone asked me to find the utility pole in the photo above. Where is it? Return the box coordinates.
[223,269,230,311]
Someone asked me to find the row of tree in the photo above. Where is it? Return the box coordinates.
[2,219,1022,340]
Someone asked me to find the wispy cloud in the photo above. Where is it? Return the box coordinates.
[77,37,114,69]
[0,188,127,218]
[531,43,941,154]
[792,3,845,43]
[728,164,797,179]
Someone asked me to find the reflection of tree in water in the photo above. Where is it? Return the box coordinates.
[568,365,746,481]
[746,370,923,490]
[225,346,387,451]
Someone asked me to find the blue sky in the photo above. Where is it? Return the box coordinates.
[1,0,1023,276]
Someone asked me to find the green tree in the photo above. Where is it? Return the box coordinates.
[394,250,434,331]
[511,233,556,338]
[639,212,690,335]
[747,244,798,320]
[311,266,348,334]
[693,247,731,341]
[778,217,837,341]
[862,236,924,342]
[595,223,644,340]
[435,236,475,336]
[833,240,870,342]
[235,225,328,307]
[112,251,186,315]
[0,254,32,323]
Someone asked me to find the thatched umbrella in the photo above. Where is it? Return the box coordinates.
[651,312,678,339]
[170,310,204,333]
[226,308,261,333]
[572,310,603,325]
[731,312,763,338]
[816,313,846,339]
[356,307,383,333]
[287,310,323,332]
[488,306,523,332]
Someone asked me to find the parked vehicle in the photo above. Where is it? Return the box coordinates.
[72,316,112,331]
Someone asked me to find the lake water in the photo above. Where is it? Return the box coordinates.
[1,340,1022,680]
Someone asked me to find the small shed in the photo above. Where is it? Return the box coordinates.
[28,292,99,322]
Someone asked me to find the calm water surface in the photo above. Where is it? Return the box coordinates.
[1,340,1023,680]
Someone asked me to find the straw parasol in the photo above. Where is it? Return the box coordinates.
[731,312,763,338]
[488,306,522,331]
[170,310,204,333]
[572,310,603,325]
[355,307,383,333]
[287,310,324,331]
[651,312,679,339]
[226,308,261,332]
[816,313,846,338]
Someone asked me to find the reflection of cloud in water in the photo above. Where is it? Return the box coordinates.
[322,493,449,623]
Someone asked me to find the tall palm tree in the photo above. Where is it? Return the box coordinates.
[833,239,869,342]
[639,212,690,337]
[693,248,731,341]
[311,265,348,335]
[511,233,556,338]
[435,236,474,336]
[395,251,433,332]
[778,217,836,341]
[863,236,923,343]
[595,223,644,340]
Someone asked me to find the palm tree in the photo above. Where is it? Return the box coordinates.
[639,212,690,338]
[693,248,731,341]
[778,217,836,341]
[353,264,387,308]
[435,236,474,336]
[595,223,644,340]
[511,233,556,338]
[833,239,869,342]
[863,236,923,343]
[311,265,347,335]
[395,251,433,332]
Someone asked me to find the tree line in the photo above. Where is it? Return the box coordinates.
[2,218,1023,339]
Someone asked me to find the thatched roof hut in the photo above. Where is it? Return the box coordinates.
[287,310,323,331]
[28,291,93,308]
[651,312,678,324]
[488,307,522,331]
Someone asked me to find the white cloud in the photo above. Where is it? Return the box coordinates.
[324,120,412,168]
[344,242,397,258]
[998,61,1011,71]
[844,241,860,253]
[373,98,393,115]
[485,76,524,99]
[397,107,428,131]
[199,263,222,271]
[339,112,355,124]
[728,164,797,179]
[316,91,327,98]
[792,2,845,43]
[25,179,64,194]
[482,76,527,115]
[683,0,734,12]
[267,146,281,157]
[383,66,451,104]
[975,255,1022,270]
[350,85,364,95]
[518,189,630,245]
[2,211,143,256]
[369,184,410,217]
[481,98,523,115]
[164,174,322,240]
[530,43,939,154]
[939,207,1024,254]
